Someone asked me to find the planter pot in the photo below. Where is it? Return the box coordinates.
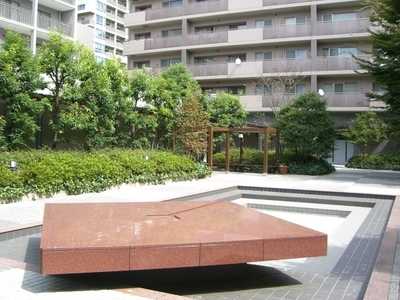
[278,166,289,175]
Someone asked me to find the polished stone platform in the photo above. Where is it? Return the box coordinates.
[40,201,327,275]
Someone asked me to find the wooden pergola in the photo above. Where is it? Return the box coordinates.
[206,126,279,174]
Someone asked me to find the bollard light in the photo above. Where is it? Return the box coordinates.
[9,160,17,172]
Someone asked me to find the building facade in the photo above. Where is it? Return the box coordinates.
[124,0,384,164]
[76,0,129,64]
[0,0,76,53]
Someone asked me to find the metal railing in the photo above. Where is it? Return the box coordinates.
[317,19,370,35]
[146,5,183,21]
[186,31,228,46]
[315,55,370,71]
[37,15,73,37]
[186,0,228,15]
[145,35,182,50]
[0,2,32,26]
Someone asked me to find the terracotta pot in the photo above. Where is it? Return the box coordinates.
[278,166,288,175]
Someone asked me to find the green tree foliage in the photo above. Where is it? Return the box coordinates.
[342,111,388,155]
[277,92,336,161]
[37,32,82,149]
[356,0,400,117]
[206,91,248,149]
[126,67,157,148]
[175,95,209,160]
[0,31,47,150]
[59,48,115,151]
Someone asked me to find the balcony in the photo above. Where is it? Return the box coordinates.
[263,58,312,73]
[107,0,117,7]
[188,63,228,76]
[145,36,182,50]
[37,15,73,37]
[264,23,311,39]
[186,0,228,15]
[39,0,75,11]
[316,55,370,72]
[240,91,370,111]
[187,31,228,46]
[325,93,369,109]
[0,3,32,26]
[317,19,370,36]
[146,5,184,21]
[263,0,310,5]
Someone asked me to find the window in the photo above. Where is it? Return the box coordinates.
[285,16,306,25]
[162,0,182,7]
[323,47,357,57]
[161,28,182,37]
[228,54,246,63]
[229,23,246,30]
[78,4,85,10]
[135,5,152,11]
[135,33,151,40]
[95,56,106,64]
[96,14,104,25]
[286,84,307,94]
[255,85,270,95]
[255,52,272,61]
[97,1,106,12]
[161,58,181,67]
[322,83,357,93]
[195,26,215,33]
[285,49,307,59]
[228,86,246,95]
[95,28,105,39]
[323,12,357,22]
[195,57,214,64]
[135,61,150,68]
[94,42,105,53]
[255,19,273,28]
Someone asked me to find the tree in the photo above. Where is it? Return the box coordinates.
[342,111,388,155]
[356,0,400,117]
[254,59,306,120]
[0,31,47,150]
[37,32,82,149]
[126,67,158,148]
[277,92,336,161]
[206,91,248,150]
[59,48,115,151]
[175,95,209,160]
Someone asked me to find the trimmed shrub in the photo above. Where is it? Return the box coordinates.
[346,154,400,170]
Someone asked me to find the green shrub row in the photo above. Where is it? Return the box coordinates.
[346,154,400,170]
[212,148,336,175]
[0,149,211,203]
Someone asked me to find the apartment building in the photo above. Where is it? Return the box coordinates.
[123,0,383,164]
[0,0,76,53]
[76,0,129,64]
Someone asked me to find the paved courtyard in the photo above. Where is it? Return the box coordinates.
[0,166,399,299]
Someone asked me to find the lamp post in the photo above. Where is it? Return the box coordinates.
[9,160,17,172]
[238,133,244,165]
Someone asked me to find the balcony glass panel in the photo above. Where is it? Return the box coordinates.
[186,0,228,15]
[187,31,228,46]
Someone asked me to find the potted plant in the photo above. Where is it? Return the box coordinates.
[278,162,289,175]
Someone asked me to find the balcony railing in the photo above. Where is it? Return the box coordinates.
[186,0,228,15]
[60,0,75,5]
[146,5,184,21]
[0,3,32,26]
[38,15,73,37]
[263,58,312,73]
[188,63,228,76]
[263,0,311,5]
[325,93,369,108]
[145,36,182,50]
[264,23,311,39]
[317,19,370,35]
[316,55,370,71]
[187,31,228,46]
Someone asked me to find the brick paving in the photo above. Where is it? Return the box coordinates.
[0,167,399,299]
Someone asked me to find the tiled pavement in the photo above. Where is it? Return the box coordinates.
[0,167,399,299]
